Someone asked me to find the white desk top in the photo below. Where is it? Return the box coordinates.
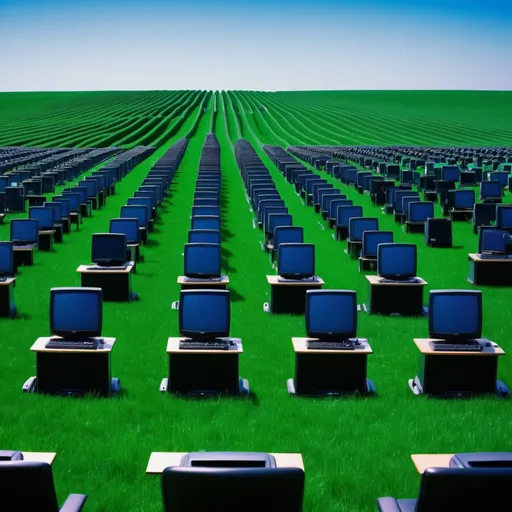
[77,263,134,274]
[414,338,504,356]
[366,275,427,286]
[266,275,324,286]
[411,454,453,473]
[0,277,15,286]
[31,337,116,353]
[292,337,372,354]
[21,452,57,465]
[146,452,304,474]
[167,337,243,354]
[468,253,512,263]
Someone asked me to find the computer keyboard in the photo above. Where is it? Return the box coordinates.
[45,339,101,350]
[183,276,224,282]
[379,278,419,284]
[277,276,319,283]
[179,340,230,350]
[307,341,355,350]
[478,253,512,260]
[429,341,483,352]
[86,265,127,270]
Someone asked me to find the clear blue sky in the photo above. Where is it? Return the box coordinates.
[0,0,511,91]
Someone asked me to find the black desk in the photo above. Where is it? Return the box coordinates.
[0,277,16,317]
[409,338,509,397]
[468,254,512,286]
[287,338,375,396]
[77,263,136,301]
[365,275,427,316]
[266,275,324,314]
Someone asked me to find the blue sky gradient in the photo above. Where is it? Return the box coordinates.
[0,0,511,91]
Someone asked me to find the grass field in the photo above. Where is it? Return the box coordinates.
[1,90,512,511]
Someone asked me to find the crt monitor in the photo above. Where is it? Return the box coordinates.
[377,243,417,280]
[109,218,140,245]
[44,202,63,222]
[481,181,502,199]
[268,214,293,236]
[306,290,357,340]
[192,206,220,218]
[10,219,38,244]
[429,290,482,342]
[91,233,127,266]
[453,190,475,209]
[441,165,460,182]
[496,205,512,229]
[0,242,14,277]
[52,197,70,216]
[278,243,315,279]
[79,180,97,198]
[188,229,221,245]
[184,243,221,278]
[348,217,379,242]
[179,289,230,340]
[478,228,509,254]
[191,215,220,231]
[408,202,434,222]
[362,230,393,259]
[50,287,103,339]
[29,206,55,230]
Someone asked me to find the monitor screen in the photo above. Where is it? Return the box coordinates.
[91,233,127,266]
[188,229,221,245]
[278,243,315,279]
[191,216,220,231]
[377,243,417,279]
[62,192,80,210]
[337,206,363,227]
[70,187,87,204]
[179,290,230,339]
[453,190,475,209]
[110,218,140,245]
[44,202,63,222]
[429,290,482,341]
[0,242,14,276]
[268,214,292,235]
[24,181,42,195]
[481,181,502,198]
[263,207,288,233]
[274,227,303,249]
[79,180,97,197]
[192,206,220,218]
[121,206,148,228]
[184,243,221,278]
[497,206,512,228]
[322,194,342,213]
[52,197,70,216]
[442,166,460,182]
[479,228,508,254]
[306,290,357,339]
[408,202,434,222]
[29,206,55,229]
[10,220,38,244]
[349,217,379,242]
[50,287,102,339]
[362,231,393,258]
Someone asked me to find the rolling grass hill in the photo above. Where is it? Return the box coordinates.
[0,90,511,511]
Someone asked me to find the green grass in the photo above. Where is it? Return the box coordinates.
[0,90,512,511]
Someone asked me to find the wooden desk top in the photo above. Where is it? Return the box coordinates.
[468,253,512,263]
[21,452,57,465]
[0,277,15,286]
[177,275,229,285]
[13,245,35,252]
[146,452,304,474]
[366,275,428,286]
[31,337,116,353]
[411,454,453,473]
[292,337,372,354]
[414,338,505,356]
[266,275,324,286]
[77,263,134,274]
[167,337,243,354]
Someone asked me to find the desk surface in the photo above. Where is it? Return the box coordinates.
[414,338,504,356]
[468,253,512,263]
[77,263,134,274]
[13,245,34,252]
[366,275,427,286]
[38,230,55,235]
[411,454,453,473]
[177,275,229,285]
[31,337,116,353]
[292,337,372,354]
[146,452,304,474]
[167,337,243,354]
[21,452,57,465]
[0,277,15,286]
[266,275,325,286]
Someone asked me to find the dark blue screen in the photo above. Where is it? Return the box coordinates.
[191,217,220,231]
[430,294,481,337]
[184,244,221,276]
[480,230,506,253]
[481,182,502,198]
[0,243,13,275]
[409,203,433,221]
[188,230,221,244]
[278,244,314,277]
[274,228,303,247]
[110,219,139,244]
[363,232,393,258]
[29,207,54,229]
[378,244,416,278]
[11,220,38,242]
[121,206,148,227]
[180,293,229,336]
[498,207,512,228]
[349,218,378,241]
[92,234,127,263]
[307,292,356,338]
[52,291,101,333]
[454,191,475,209]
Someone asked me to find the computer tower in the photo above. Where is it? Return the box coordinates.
[425,218,452,247]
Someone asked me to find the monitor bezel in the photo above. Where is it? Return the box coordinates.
[277,243,315,279]
[183,243,221,278]
[377,243,417,279]
[91,233,128,266]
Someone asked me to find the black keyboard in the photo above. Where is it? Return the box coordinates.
[429,342,483,352]
[86,266,127,270]
[45,339,100,350]
[307,341,355,350]
[478,253,512,260]
[183,276,224,282]
[277,276,319,283]
[379,278,418,284]
[179,340,230,350]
